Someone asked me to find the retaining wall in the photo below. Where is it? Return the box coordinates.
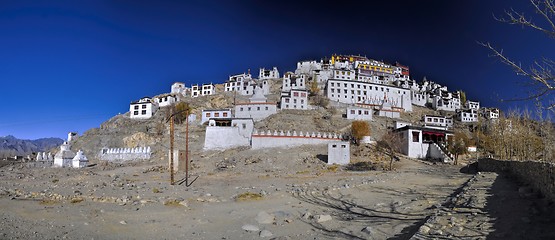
[99,147,152,162]
[251,129,341,149]
[478,158,555,200]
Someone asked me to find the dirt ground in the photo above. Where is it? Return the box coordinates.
[0,150,552,240]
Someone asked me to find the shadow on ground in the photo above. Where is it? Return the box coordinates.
[294,190,434,239]
[485,173,555,240]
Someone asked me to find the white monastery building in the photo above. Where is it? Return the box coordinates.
[259,67,280,80]
[130,97,158,119]
[281,89,308,110]
[191,83,216,97]
[326,79,412,112]
[423,115,453,130]
[395,125,453,162]
[224,72,270,96]
[204,118,254,150]
[201,108,232,124]
[234,87,277,121]
[171,82,189,96]
[346,107,373,121]
[154,94,178,108]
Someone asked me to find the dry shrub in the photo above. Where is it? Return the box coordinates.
[235,192,263,201]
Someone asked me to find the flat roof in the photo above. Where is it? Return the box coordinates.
[327,78,409,91]
[203,109,232,112]
[394,125,454,134]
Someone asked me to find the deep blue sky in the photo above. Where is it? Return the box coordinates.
[1,1,551,139]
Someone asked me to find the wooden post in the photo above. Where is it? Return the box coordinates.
[169,115,175,185]
[185,109,189,186]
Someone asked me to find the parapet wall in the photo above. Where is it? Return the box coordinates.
[251,129,342,149]
[478,158,555,200]
[99,147,152,162]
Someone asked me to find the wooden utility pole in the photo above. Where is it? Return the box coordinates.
[169,114,175,185]
[167,107,191,186]
[185,109,189,186]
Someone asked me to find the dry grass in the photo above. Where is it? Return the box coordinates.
[163,199,182,207]
[70,197,85,204]
[326,164,339,172]
[39,199,60,205]
[235,192,263,201]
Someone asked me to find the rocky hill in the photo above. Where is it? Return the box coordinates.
[0,135,64,158]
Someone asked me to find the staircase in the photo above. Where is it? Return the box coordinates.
[428,142,454,163]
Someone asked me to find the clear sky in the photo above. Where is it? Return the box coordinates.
[0,0,551,140]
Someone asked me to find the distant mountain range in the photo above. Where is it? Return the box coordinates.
[0,135,64,158]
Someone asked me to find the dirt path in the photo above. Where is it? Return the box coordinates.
[0,157,484,239]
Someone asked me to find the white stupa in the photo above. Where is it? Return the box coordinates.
[72,150,88,168]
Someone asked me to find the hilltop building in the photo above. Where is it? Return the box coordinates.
[234,87,277,121]
[224,72,270,96]
[201,109,232,124]
[259,67,280,80]
[154,94,178,107]
[130,97,158,119]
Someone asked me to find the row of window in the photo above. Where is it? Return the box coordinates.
[329,82,406,94]
[205,112,229,118]
[350,109,370,115]
[133,110,148,115]
[239,106,270,111]
[284,99,304,104]
[133,104,148,110]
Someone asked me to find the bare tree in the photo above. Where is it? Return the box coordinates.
[376,131,402,171]
[480,0,555,109]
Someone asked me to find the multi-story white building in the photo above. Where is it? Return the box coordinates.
[331,69,356,81]
[481,107,500,120]
[259,67,280,80]
[326,79,413,112]
[201,83,215,96]
[423,115,453,130]
[130,97,158,119]
[154,94,178,108]
[431,95,461,112]
[224,72,270,96]
[235,87,277,121]
[282,72,306,93]
[201,109,232,124]
[295,60,322,75]
[457,109,478,123]
[280,89,308,110]
[346,107,373,121]
[171,82,189,96]
[465,100,480,110]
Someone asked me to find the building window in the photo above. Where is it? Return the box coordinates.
[350,110,355,114]
[215,113,220,117]
[248,107,251,111]
[257,107,260,111]
[142,105,147,109]
[293,92,299,97]
[142,110,147,115]
[223,112,228,117]
[134,105,139,110]
[240,107,244,111]
[206,113,210,117]
[265,107,268,110]
[242,123,246,129]
[134,111,139,115]
[412,132,420,142]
